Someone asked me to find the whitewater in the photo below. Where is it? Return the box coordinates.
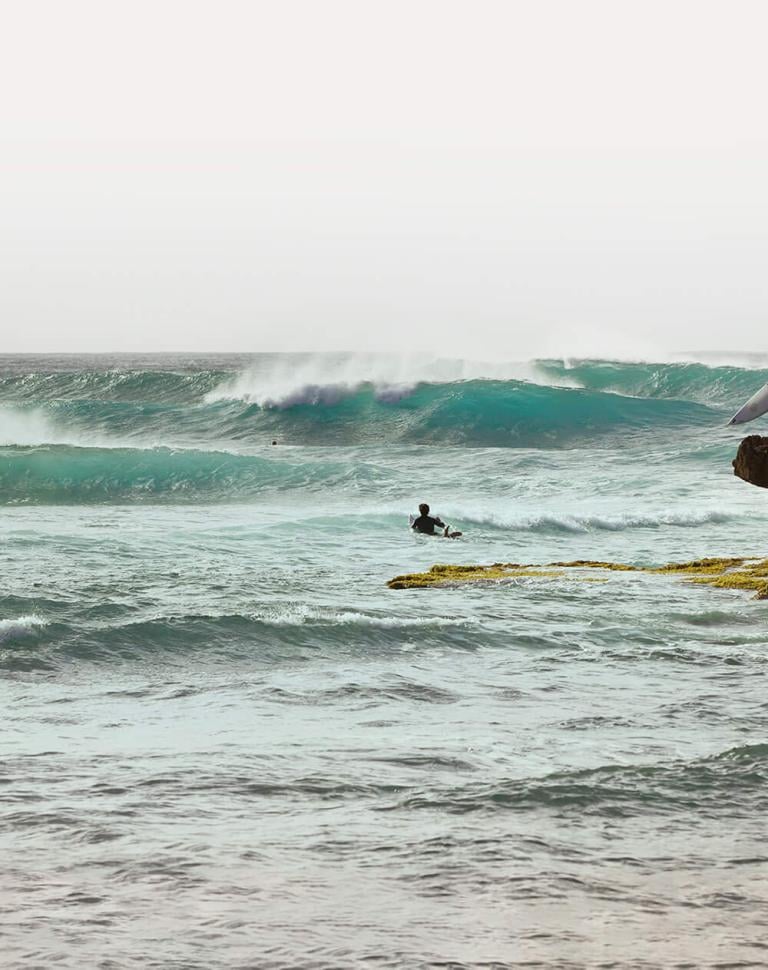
[2,352,768,968]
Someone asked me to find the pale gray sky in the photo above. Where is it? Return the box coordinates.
[1,0,767,357]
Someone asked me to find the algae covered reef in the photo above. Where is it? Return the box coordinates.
[388,556,768,599]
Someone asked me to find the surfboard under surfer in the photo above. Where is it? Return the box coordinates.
[411,503,461,538]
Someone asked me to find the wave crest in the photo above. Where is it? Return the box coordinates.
[0,446,380,504]
[539,358,768,407]
[0,615,47,643]
[456,507,732,534]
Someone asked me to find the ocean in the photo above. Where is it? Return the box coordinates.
[2,352,767,969]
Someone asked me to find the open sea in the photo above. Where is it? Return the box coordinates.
[2,352,768,969]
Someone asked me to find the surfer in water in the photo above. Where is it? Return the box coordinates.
[411,503,461,538]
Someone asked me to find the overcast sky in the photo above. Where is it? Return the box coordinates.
[1,0,767,357]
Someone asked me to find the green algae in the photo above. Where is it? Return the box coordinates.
[650,557,747,574]
[680,558,768,599]
[387,563,562,590]
[550,560,638,571]
[387,556,768,599]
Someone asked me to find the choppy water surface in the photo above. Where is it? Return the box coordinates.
[2,353,768,968]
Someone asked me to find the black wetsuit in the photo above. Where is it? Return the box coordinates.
[411,514,446,535]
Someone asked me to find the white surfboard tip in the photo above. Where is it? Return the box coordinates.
[728,382,768,427]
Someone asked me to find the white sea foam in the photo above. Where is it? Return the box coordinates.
[260,604,475,627]
[441,507,731,533]
[320,611,476,628]
[0,615,47,643]
[204,353,579,407]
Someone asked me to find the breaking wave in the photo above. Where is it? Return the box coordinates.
[0,614,48,644]
[450,507,733,534]
[0,355,748,504]
[0,607,481,671]
[0,379,718,454]
[1,354,764,413]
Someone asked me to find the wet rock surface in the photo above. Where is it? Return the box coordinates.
[388,556,768,598]
[733,435,768,488]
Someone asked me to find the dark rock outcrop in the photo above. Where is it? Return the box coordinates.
[733,435,768,488]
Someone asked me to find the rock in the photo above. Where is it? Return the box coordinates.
[387,556,768,598]
[733,435,768,488]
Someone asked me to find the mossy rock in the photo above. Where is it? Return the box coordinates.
[387,556,768,599]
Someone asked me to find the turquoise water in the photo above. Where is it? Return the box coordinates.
[2,353,768,968]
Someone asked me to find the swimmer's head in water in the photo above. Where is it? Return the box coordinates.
[419,503,430,515]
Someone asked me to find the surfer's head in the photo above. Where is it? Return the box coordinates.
[419,503,430,515]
